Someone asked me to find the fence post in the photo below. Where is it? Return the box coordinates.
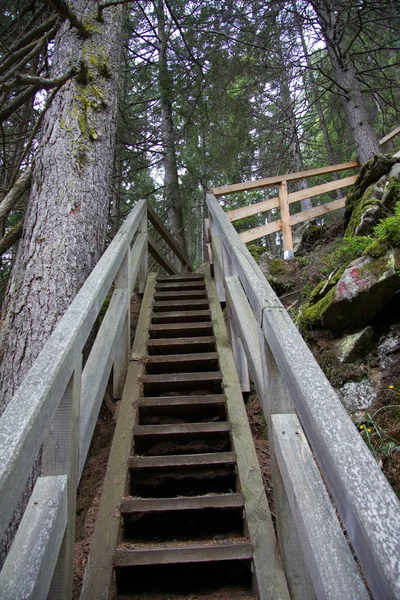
[138,211,148,294]
[278,181,294,259]
[42,355,82,600]
[113,248,130,399]
[259,330,315,600]
[209,219,226,302]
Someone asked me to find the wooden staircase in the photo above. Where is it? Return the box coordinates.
[81,272,286,599]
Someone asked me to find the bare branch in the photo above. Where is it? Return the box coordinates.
[9,15,58,53]
[39,0,89,38]
[0,222,23,256]
[0,24,59,85]
[0,170,31,225]
[0,66,77,93]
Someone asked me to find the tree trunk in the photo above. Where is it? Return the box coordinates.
[311,0,381,164]
[293,0,344,199]
[0,0,124,558]
[156,0,188,258]
[276,36,312,211]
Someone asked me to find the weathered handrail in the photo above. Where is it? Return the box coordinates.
[0,199,192,599]
[206,191,400,600]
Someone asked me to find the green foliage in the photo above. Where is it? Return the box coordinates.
[269,258,282,277]
[319,237,372,276]
[372,201,400,246]
[247,244,266,261]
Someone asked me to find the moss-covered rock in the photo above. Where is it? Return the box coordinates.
[344,154,400,237]
[299,250,400,331]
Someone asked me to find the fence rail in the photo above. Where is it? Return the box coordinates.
[0,201,191,599]
[212,124,400,257]
[206,191,400,600]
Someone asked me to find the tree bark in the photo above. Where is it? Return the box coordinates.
[156,0,188,258]
[0,3,124,408]
[311,0,381,164]
[0,2,124,561]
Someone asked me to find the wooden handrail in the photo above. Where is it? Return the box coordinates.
[206,191,400,599]
[379,125,400,146]
[0,198,192,598]
[211,160,359,197]
[227,175,356,223]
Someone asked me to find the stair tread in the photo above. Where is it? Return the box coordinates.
[156,281,206,290]
[120,493,245,513]
[141,371,222,383]
[139,395,226,407]
[149,322,213,331]
[146,352,218,363]
[114,540,253,566]
[134,422,230,436]
[157,275,204,282]
[129,451,236,470]
[153,299,210,310]
[151,310,211,319]
[148,336,216,347]
[154,290,207,298]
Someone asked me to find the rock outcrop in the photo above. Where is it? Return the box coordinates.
[344,153,400,237]
[299,249,400,330]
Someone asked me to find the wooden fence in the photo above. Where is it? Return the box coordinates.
[212,161,359,258]
[212,125,400,258]
[206,191,400,600]
[0,201,190,599]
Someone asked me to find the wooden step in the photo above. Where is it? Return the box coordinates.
[129,451,236,471]
[157,275,204,282]
[141,371,223,395]
[114,540,253,566]
[133,421,231,456]
[120,494,245,543]
[129,452,237,497]
[154,290,208,300]
[156,281,206,291]
[149,322,214,338]
[145,352,219,374]
[120,493,245,514]
[134,422,230,437]
[152,299,210,312]
[147,336,216,355]
[151,310,211,324]
[138,394,227,424]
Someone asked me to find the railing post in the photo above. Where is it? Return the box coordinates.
[259,331,315,600]
[222,243,250,393]
[42,355,82,600]
[113,248,130,399]
[228,306,250,394]
[138,211,148,294]
[278,181,294,259]
[209,216,226,302]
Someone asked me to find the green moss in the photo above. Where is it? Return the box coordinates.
[345,186,381,237]
[297,265,347,330]
[358,253,394,280]
[372,201,400,246]
[269,258,282,277]
[298,285,337,330]
[364,239,387,258]
[247,244,266,262]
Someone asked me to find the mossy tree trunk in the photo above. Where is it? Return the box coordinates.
[0,0,124,558]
